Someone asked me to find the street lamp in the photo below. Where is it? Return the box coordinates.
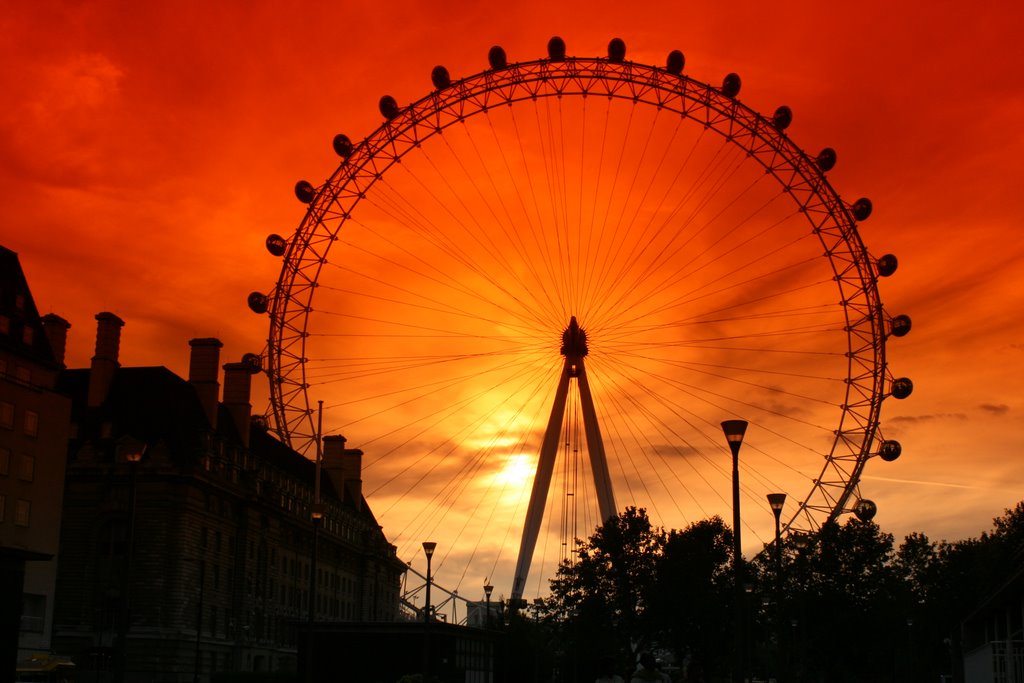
[767,492,787,574]
[115,439,146,683]
[484,582,493,628]
[766,492,787,682]
[721,419,748,683]
[422,542,437,682]
[422,542,437,623]
[306,402,324,683]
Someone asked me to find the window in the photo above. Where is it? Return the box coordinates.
[23,411,38,437]
[0,447,9,475]
[14,294,25,311]
[20,594,45,633]
[14,365,30,383]
[0,315,9,335]
[0,494,5,522]
[14,499,30,527]
[0,402,13,429]
[17,455,34,482]
[22,325,33,345]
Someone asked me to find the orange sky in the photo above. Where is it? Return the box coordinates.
[3,1,1023,602]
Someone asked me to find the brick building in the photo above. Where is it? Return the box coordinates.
[0,246,73,677]
[52,317,405,683]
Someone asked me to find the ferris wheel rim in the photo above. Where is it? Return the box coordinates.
[262,45,891,543]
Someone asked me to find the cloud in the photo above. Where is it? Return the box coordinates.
[979,403,1010,416]
[889,413,968,424]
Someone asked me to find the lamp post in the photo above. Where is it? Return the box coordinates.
[423,542,436,624]
[484,582,493,628]
[306,402,324,683]
[766,492,786,681]
[721,419,748,683]
[767,493,787,574]
[422,542,437,681]
[115,440,145,683]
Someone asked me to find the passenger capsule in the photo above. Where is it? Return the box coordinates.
[878,440,902,462]
[666,50,685,75]
[379,95,400,120]
[548,36,567,61]
[721,73,741,98]
[891,377,914,400]
[332,134,353,158]
[890,314,912,337]
[431,65,451,90]
[247,292,268,314]
[817,147,837,172]
[608,38,626,63]
[265,234,287,257]
[876,253,899,277]
[488,45,507,70]
[242,353,263,373]
[772,105,793,130]
[852,198,873,221]
[294,180,315,204]
[854,499,877,521]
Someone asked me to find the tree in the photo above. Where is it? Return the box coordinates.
[653,517,733,680]
[548,507,667,680]
[782,518,900,682]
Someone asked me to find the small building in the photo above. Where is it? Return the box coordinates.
[962,557,1024,683]
[0,246,72,673]
[52,315,406,683]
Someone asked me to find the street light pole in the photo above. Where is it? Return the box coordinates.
[423,542,437,681]
[767,492,787,682]
[115,442,145,683]
[484,582,493,628]
[767,493,787,575]
[307,402,324,683]
[722,419,748,683]
[423,542,436,624]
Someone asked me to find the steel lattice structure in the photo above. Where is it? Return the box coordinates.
[253,40,910,560]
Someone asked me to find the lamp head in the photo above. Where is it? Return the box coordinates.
[767,492,787,513]
[422,541,437,558]
[721,419,748,455]
[484,583,493,599]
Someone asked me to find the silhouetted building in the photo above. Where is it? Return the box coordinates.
[52,318,405,683]
[0,246,72,675]
[962,553,1024,683]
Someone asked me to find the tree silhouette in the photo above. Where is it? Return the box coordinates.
[542,501,1024,683]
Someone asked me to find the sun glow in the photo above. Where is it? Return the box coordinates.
[492,453,537,489]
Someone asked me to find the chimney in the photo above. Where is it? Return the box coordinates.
[40,314,71,367]
[323,435,363,511]
[222,360,255,447]
[188,338,222,429]
[87,312,124,408]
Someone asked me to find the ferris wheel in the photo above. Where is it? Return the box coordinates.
[248,37,912,599]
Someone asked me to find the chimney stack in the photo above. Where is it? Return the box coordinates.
[188,338,222,429]
[222,359,255,447]
[323,435,363,511]
[87,312,124,408]
[40,314,71,367]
